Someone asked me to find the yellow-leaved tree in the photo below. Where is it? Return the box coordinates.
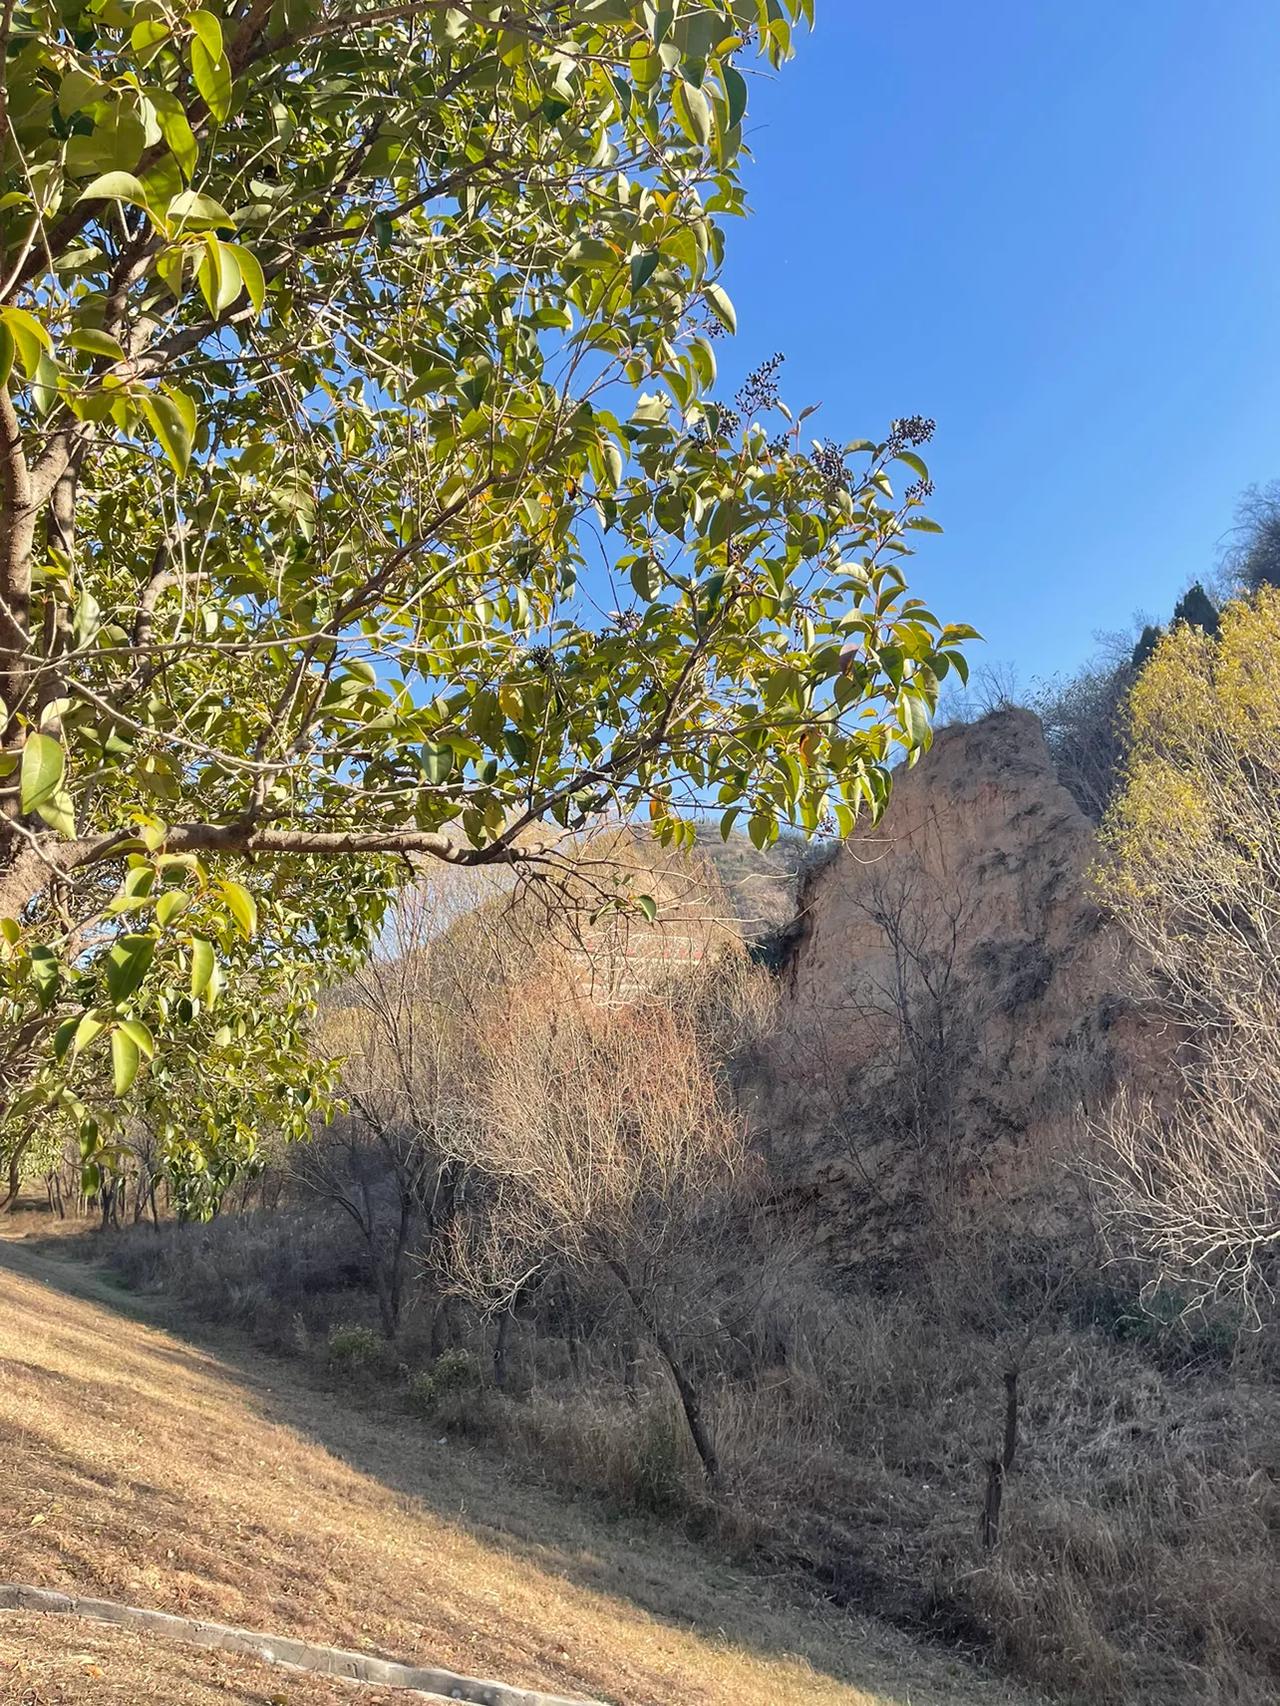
[1097,589,1280,1313]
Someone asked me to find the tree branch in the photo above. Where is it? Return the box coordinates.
[0,818,547,921]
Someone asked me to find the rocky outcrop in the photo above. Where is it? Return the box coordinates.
[765,709,1153,1269]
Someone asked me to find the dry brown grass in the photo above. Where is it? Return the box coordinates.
[0,1613,362,1704]
[696,1286,1280,1706]
[54,1195,1280,1705]
[0,1234,1036,1706]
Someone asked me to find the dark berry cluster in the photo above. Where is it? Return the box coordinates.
[887,415,936,453]
[690,405,740,443]
[735,352,785,418]
[906,478,935,502]
[810,439,849,486]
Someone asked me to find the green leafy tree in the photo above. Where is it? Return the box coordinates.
[0,0,972,1151]
[0,853,388,1207]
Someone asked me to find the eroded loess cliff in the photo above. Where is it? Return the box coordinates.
[765,708,1154,1269]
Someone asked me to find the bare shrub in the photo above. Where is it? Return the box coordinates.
[1027,658,1134,821]
[102,1203,368,1350]
[1220,478,1280,595]
[450,970,751,1483]
[303,866,515,1338]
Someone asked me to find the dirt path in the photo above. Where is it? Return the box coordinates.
[0,1237,1039,1706]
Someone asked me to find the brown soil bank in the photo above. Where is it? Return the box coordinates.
[768,708,1155,1268]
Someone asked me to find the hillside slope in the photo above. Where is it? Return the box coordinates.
[0,1235,1036,1706]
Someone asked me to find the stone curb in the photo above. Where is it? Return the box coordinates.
[0,1583,607,1706]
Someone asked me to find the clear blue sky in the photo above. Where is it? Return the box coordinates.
[717,1,1280,685]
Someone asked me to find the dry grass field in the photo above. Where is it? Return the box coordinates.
[0,1613,366,1705]
[0,1232,1038,1706]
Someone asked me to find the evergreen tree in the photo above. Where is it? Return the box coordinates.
[1171,582,1220,636]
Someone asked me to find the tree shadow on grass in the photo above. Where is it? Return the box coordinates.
[1,1234,1018,1706]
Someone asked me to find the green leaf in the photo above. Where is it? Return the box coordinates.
[117,1017,156,1059]
[899,691,932,749]
[74,172,151,212]
[187,10,224,61]
[29,945,61,1011]
[601,440,624,489]
[71,1011,109,1058]
[189,935,215,999]
[139,389,195,476]
[704,282,736,335]
[635,893,658,923]
[30,351,58,418]
[105,933,156,1004]
[565,237,619,271]
[197,234,242,315]
[153,100,198,181]
[723,65,748,130]
[672,79,712,147]
[191,35,232,123]
[231,244,266,314]
[131,17,172,58]
[218,878,257,940]
[67,328,126,362]
[629,558,658,601]
[58,67,102,118]
[20,731,65,814]
[630,251,659,295]
[111,1027,141,1096]
[156,889,190,927]
[748,813,773,851]
[0,307,52,380]
[36,787,77,838]
[168,189,232,227]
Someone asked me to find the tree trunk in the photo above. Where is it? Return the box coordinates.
[429,1296,454,1359]
[493,1308,512,1389]
[609,1262,719,1485]
[1,1142,28,1211]
[367,1233,402,1342]
[980,1367,1019,1551]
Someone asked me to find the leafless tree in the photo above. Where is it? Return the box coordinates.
[793,851,985,1241]
[302,865,512,1338]
[1027,659,1134,821]
[1219,479,1280,596]
[449,969,752,1483]
[1098,1070,1280,1319]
